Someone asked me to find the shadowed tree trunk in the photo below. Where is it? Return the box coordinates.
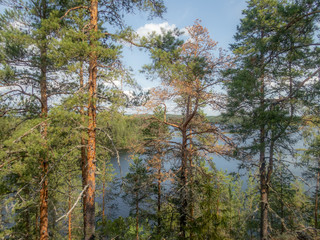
[189,128,194,240]
[315,160,320,229]
[68,180,72,240]
[39,2,49,236]
[102,159,106,222]
[80,60,88,237]
[136,190,139,240]
[157,164,161,233]
[259,127,268,240]
[179,126,188,240]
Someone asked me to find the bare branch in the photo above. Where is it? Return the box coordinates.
[60,6,89,20]
[56,185,89,222]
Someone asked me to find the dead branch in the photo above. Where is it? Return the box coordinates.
[56,184,89,222]
[13,119,50,143]
[60,6,89,20]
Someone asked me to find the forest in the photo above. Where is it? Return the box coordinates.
[0,0,319,239]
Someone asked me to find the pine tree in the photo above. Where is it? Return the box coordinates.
[224,0,319,239]
[58,1,165,238]
[0,1,71,238]
[142,21,233,239]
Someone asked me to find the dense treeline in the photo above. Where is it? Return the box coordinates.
[0,0,319,239]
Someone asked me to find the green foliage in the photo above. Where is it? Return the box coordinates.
[190,164,260,240]
[98,216,152,240]
[123,156,155,214]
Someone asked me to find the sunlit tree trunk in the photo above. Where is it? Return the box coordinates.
[85,0,98,239]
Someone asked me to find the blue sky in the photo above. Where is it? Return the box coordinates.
[121,0,248,114]
[0,0,249,115]
[126,0,247,49]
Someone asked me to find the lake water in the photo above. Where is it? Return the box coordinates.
[104,136,308,219]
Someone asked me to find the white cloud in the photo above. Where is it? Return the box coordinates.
[136,22,177,37]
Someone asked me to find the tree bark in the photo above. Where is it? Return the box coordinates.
[39,66,49,240]
[315,159,320,229]
[189,129,194,240]
[136,191,139,240]
[157,165,161,233]
[179,127,188,240]
[80,61,88,238]
[258,41,269,240]
[102,162,106,222]
[85,1,98,239]
[68,182,72,240]
[39,1,49,236]
[260,131,275,240]
[259,127,268,240]
[280,167,285,234]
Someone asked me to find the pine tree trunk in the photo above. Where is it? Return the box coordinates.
[259,46,268,240]
[189,130,194,240]
[157,166,161,233]
[80,61,88,238]
[102,164,106,222]
[260,131,275,240]
[136,191,139,240]
[85,1,98,239]
[259,127,268,240]
[260,174,268,240]
[68,182,72,240]
[315,160,320,229]
[280,167,285,234]
[179,127,188,240]
[39,27,49,240]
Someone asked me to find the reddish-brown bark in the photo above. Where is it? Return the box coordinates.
[39,27,49,240]
[85,1,98,239]
[80,61,88,237]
